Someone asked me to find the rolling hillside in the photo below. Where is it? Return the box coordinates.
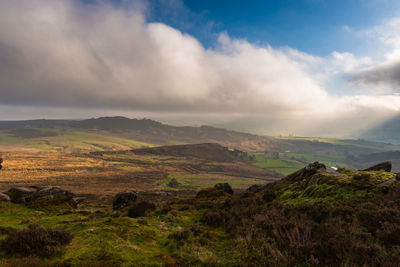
[361,115,400,144]
[1,117,400,174]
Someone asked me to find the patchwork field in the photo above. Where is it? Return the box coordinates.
[251,151,354,176]
[0,144,277,201]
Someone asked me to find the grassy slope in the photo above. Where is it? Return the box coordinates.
[196,166,400,265]
[1,164,399,266]
[0,128,154,152]
[276,136,399,151]
[1,126,400,177]
[0,202,238,266]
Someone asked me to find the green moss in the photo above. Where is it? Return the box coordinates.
[28,196,74,212]
[0,201,240,266]
[273,169,392,206]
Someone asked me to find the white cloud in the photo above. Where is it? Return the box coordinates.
[0,0,399,136]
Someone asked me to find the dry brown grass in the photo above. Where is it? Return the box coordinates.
[0,151,277,197]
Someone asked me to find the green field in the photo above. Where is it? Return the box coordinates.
[251,151,354,176]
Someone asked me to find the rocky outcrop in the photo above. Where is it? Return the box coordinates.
[113,191,137,210]
[5,186,76,209]
[0,192,10,202]
[0,158,3,170]
[363,161,392,172]
[167,178,180,188]
[285,162,326,182]
[29,186,74,203]
[214,183,234,194]
[6,186,39,204]
[27,186,74,209]
[375,178,396,187]
[70,197,86,208]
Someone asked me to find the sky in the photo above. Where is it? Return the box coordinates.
[1,0,400,137]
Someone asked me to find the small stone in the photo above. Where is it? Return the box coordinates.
[0,192,10,202]
[167,178,180,188]
[285,162,326,182]
[113,191,137,210]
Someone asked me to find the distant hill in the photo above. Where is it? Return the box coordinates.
[130,143,252,162]
[1,116,400,171]
[0,116,280,151]
[361,116,400,144]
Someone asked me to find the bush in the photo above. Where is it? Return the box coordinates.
[170,230,190,241]
[4,256,45,267]
[200,210,224,227]
[262,190,276,202]
[0,224,73,257]
[127,201,156,218]
[169,230,190,247]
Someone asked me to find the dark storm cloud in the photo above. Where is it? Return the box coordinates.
[351,61,400,87]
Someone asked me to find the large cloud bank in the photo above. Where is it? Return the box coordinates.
[0,0,400,136]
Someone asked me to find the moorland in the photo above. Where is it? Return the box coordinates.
[0,117,400,266]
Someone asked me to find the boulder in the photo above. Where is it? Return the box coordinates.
[26,186,75,210]
[375,178,396,187]
[363,161,392,172]
[6,186,38,204]
[113,191,137,210]
[214,183,233,194]
[29,186,74,203]
[307,174,322,186]
[6,186,75,209]
[69,197,86,208]
[0,192,10,202]
[285,162,326,182]
[167,178,180,188]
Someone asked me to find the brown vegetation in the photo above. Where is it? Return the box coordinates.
[1,224,73,258]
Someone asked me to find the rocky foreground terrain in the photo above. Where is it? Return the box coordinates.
[0,159,400,266]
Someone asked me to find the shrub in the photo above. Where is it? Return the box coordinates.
[195,181,400,266]
[170,230,190,241]
[0,224,73,258]
[127,201,156,218]
[168,230,190,247]
[200,210,224,227]
[4,256,45,267]
[196,188,228,199]
[262,190,276,202]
